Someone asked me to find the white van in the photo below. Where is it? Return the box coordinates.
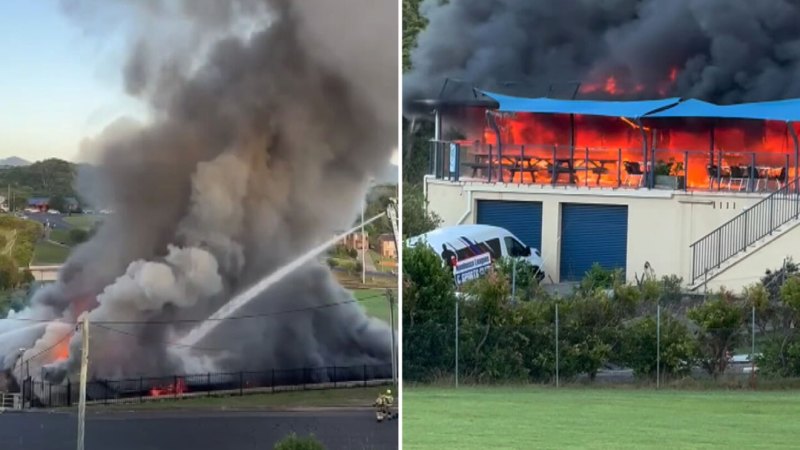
[406,224,545,281]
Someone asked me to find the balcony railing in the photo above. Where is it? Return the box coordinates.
[690,177,800,284]
[429,140,794,193]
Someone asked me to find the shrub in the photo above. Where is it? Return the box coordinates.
[620,313,697,379]
[273,433,325,450]
[578,263,621,294]
[688,292,745,378]
[69,228,89,245]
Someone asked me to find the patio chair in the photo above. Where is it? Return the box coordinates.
[729,166,747,191]
[623,161,644,187]
[773,167,787,190]
[707,164,722,189]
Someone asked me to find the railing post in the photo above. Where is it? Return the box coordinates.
[487,144,493,183]
[551,145,557,185]
[770,199,774,234]
[239,372,244,396]
[584,146,589,187]
[684,151,689,192]
[207,373,211,397]
[742,209,748,252]
[716,229,722,269]
[271,369,275,393]
[363,364,367,387]
[617,148,622,188]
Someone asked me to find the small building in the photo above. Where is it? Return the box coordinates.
[340,231,369,251]
[27,197,49,212]
[25,197,80,212]
[378,233,397,258]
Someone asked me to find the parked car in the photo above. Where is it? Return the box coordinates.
[406,224,545,281]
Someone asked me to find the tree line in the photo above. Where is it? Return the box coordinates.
[404,244,800,384]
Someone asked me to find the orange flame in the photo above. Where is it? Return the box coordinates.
[150,377,187,397]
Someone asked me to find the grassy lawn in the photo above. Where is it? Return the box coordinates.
[32,240,71,264]
[369,249,397,273]
[49,228,71,245]
[353,288,397,324]
[404,386,800,449]
[87,386,393,411]
[63,214,102,230]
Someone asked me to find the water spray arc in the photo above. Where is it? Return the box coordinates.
[177,212,386,349]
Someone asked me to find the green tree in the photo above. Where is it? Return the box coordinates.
[403,0,428,71]
[48,194,67,212]
[620,314,697,379]
[742,282,771,334]
[403,244,457,380]
[402,184,441,238]
[494,257,541,301]
[688,293,745,378]
[0,255,19,290]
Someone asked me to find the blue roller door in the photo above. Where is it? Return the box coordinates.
[476,200,543,251]
[560,203,628,282]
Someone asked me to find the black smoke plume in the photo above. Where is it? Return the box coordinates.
[405,0,800,104]
[1,0,397,383]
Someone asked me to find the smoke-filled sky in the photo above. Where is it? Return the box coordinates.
[0,0,399,172]
[405,0,800,104]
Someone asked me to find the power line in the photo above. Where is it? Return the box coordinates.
[22,330,74,363]
[92,323,226,353]
[0,293,387,325]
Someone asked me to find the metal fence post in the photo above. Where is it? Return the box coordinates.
[555,303,559,388]
[207,373,211,397]
[139,377,143,403]
[239,372,244,396]
[272,369,275,393]
[363,364,367,388]
[656,304,661,389]
[333,366,337,388]
[66,379,71,406]
[455,297,459,388]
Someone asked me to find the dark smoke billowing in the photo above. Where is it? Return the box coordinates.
[0,0,397,383]
[405,0,800,104]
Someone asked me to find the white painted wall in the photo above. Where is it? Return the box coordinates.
[425,179,799,291]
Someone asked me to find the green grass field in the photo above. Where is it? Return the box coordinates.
[353,288,397,324]
[404,387,800,449]
[32,240,70,264]
[63,214,102,230]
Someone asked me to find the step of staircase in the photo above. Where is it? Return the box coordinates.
[689,217,800,290]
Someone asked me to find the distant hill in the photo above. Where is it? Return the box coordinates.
[0,157,31,167]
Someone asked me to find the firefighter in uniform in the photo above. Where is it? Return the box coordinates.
[374,389,394,421]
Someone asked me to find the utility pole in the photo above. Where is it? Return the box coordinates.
[387,289,397,386]
[361,202,366,285]
[77,315,89,450]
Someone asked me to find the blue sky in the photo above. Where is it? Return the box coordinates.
[0,1,146,162]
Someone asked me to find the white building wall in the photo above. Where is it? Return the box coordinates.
[425,180,798,291]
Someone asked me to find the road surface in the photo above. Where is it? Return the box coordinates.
[0,409,397,450]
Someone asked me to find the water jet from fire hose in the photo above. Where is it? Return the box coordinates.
[176,213,385,350]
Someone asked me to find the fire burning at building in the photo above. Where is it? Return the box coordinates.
[405,1,800,192]
[0,0,397,401]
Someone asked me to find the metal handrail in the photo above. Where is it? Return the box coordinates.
[690,177,800,284]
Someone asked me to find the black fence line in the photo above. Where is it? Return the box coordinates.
[19,363,392,409]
